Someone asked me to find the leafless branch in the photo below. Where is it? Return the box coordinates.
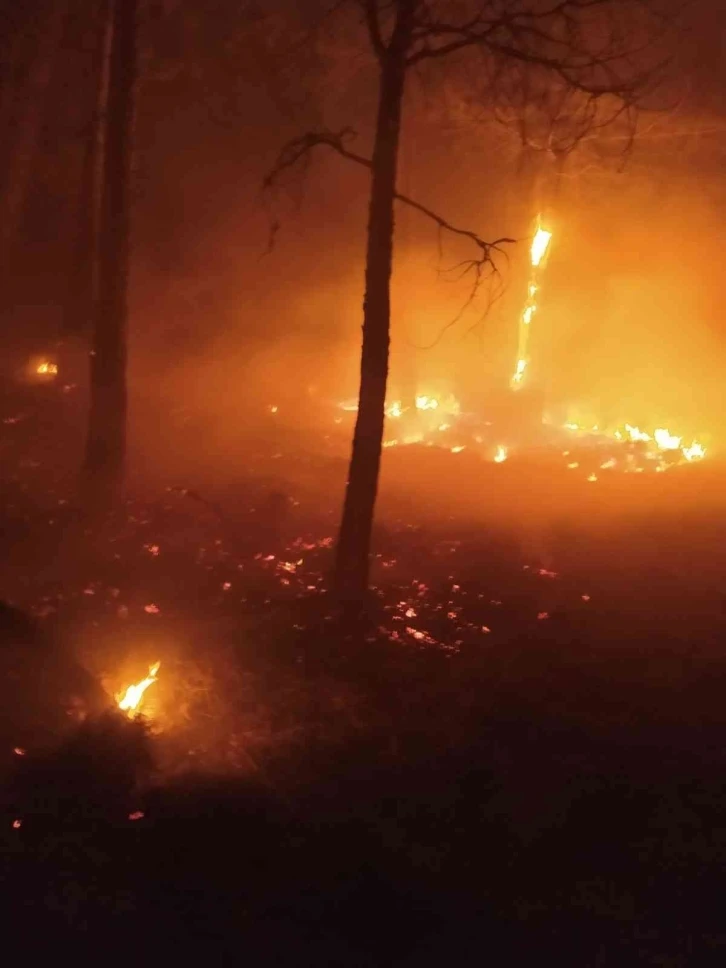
[360,0,386,59]
[263,127,514,281]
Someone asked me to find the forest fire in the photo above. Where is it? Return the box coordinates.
[511,218,553,390]
[335,393,707,477]
[116,662,160,718]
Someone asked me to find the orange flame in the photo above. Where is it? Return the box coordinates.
[493,444,508,463]
[116,662,160,718]
[530,227,553,267]
[511,217,552,390]
[36,361,58,375]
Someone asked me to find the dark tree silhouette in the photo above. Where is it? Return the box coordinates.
[270,0,671,609]
[0,1,69,285]
[62,1,111,338]
[82,0,138,509]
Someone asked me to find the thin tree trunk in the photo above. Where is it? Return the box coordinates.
[333,1,415,606]
[81,0,137,510]
[62,0,111,337]
[0,2,68,278]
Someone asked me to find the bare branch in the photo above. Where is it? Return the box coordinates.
[405,0,672,112]
[360,0,386,59]
[263,127,514,278]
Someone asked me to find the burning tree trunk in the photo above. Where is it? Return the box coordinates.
[333,3,415,604]
[82,0,137,509]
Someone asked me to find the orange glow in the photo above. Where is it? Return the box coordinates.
[116,662,160,718]
[36,361,58,375]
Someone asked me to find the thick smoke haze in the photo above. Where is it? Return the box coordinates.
[2,0,725,492]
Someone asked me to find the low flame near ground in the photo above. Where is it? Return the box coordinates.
[36,361,58,375]
[116,662,160,718]
[334,394,707,476]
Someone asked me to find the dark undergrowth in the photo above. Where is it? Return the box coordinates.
[2,381,726,963]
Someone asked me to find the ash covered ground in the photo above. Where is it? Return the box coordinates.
[2,374,726,965]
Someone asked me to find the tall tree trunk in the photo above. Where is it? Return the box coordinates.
[0,1,68,283]
[62,0,111,337]
[81,0,137,510]
[333,1,415,606]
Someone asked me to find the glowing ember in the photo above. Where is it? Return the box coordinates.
[415,394,439,411]
[493,444,508,463]
[12,819,21,829]
[13,747,25,756]
[116,662,160,718]
[36,361,58,375]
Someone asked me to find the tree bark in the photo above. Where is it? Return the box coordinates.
[0,2,68,282]
[62,0,111,337]
[81,0,137,510]
[333,1,415,606]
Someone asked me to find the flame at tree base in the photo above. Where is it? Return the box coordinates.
[116,662,160,718]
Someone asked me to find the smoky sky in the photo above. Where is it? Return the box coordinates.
[3,0,726,450]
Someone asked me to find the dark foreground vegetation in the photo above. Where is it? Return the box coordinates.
[2,381,726,966]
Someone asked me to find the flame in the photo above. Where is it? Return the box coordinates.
[511,358,527,385]
[530,227,553,267]
[494,444,508,463]
[334,385,707,476]
[653,428,681,451]
[116,662,160,718]
[625,424,651,443]
[36,361,58,375]
[511,217,552,390]
[682,441,706,461]
[386,400,404,418]
[563,418,707,469]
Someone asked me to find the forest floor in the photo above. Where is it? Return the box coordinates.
[1,377,726,964]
